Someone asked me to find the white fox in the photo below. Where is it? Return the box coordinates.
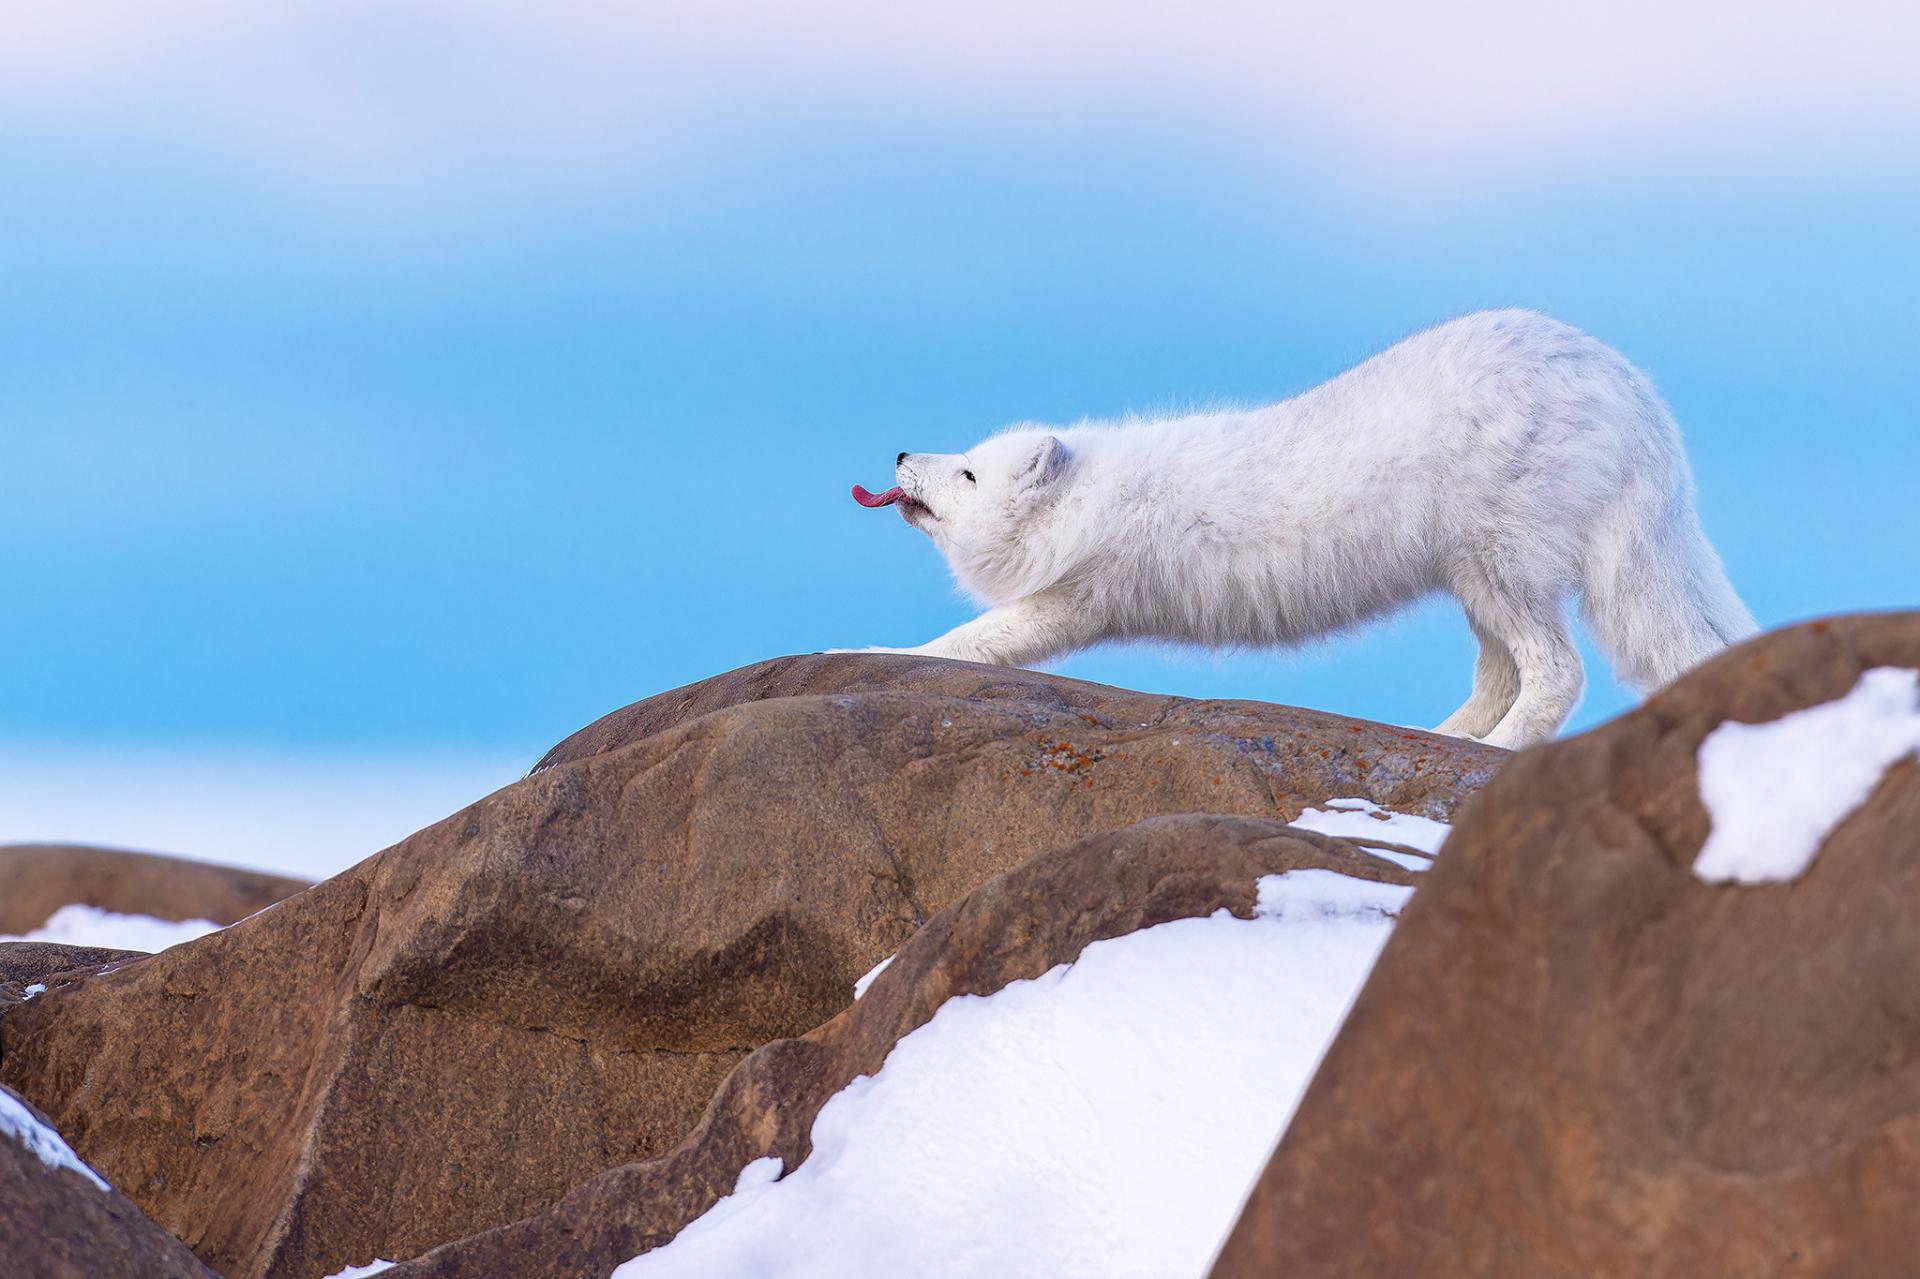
[849,309,1756,749]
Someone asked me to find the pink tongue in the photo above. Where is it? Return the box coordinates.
[851,485,904,508]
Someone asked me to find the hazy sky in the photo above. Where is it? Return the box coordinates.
[3,3,1916,864]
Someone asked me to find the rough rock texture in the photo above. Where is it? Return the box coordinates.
[0,942,143,1009]
[0,654,1500,1279]
[391,815,1416,1279]
[0,1084,218,1279]
[0,942,144,987]
[0,843,310,933]
[1210,613,1920,1279]
[531,652,1502,823]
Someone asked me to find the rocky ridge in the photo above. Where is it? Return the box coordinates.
[0,653,1497,1279]
[5,619,1912,1278]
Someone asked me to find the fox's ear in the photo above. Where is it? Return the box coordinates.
[1019,436,1069,490]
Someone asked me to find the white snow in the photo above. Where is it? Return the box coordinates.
[1251,868,1412,923]
[1287,797,1450,868]
[22,983,46,999]
[615,869,1412,1279]
[0,903,225,953]
[1355,845,1433,873]
[852,953,895,1001]
[1693,666,1920,885]
[316,1263,396,1279]
[639,1157,786,1257]
[0,1087,110,1192]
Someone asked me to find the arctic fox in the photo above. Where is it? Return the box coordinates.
[848,310,1756,749]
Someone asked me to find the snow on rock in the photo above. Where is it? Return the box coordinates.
[0,1088,110,1192]
[1254,868,1412,923]
[316,1262,397,1279]
[22,983,47,999]
[633,1158,785,1260]
[1287,798,1450,870]
[615,869,1410,1279]
[0,903,224,952]
[851,953,894,1001]
[1693,666,1920,885]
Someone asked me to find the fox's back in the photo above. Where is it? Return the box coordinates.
[1057,311,1684,641]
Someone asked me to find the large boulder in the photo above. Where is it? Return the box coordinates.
[532,652,1501,809]
[1,1084,218,1279]
[1210,613,1920,1279]
[0,653,1500,1279]
[390,815,1417,1279]
[0,843,309,934]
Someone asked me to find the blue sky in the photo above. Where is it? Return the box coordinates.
[2,4,1917,864]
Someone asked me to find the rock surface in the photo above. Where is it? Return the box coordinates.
[1209,613,1920,1279]
[0,654,1501,1279]
[0,843,310,934]
[1,1084,218,1279]
[0,942,144,1009]
[533,652,1501,824]
[389,815,1416,1279]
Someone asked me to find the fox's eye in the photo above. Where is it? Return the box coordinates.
[962,470,976,483]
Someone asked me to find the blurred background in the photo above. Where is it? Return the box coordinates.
[3,1,1916,877]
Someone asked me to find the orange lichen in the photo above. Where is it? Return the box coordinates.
[1034,739,1105,775]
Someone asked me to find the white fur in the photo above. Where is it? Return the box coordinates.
[858,310,1756,749]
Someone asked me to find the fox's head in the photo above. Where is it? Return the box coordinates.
[852,430,1074,602]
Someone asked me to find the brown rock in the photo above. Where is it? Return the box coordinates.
[391,815,1417,1279]
[534,653,1503,826]
[0,941,145,987]
[1,1084,218,1279]
[1209,613,1920,1279]
[0,843,310,933]
[0,942,144,1010]
[0,654,1500,1279]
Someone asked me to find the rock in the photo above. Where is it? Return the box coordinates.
[0,942,144,1009]
[533,653,1502,824]
[389,815,1417,1279]
[0,942,145,987]
[0,843,310,934]
[1,1084,218,1279]
[1209,613,1920,1279]
[0,654,1500,1279]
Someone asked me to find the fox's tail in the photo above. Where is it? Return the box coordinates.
[1581,481,1757,692]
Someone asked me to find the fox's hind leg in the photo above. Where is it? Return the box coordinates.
[1432,620,1520,740]
[1438,556,1585,750]
[1472,597,1583,750]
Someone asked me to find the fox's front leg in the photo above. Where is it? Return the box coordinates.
[859,592,1100,668]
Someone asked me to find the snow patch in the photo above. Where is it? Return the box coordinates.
[316,1262,396,1279]
[1254,868,1413,922]
[637,1157,785,1258]
[1286,797,1449,866]
[1693,667,1920,885]
[1360,846,1434,872]
[22,983,46,999]
[852,953,894,1001]
[1,903,225,953]
[0,1088,110,1192]
[615,868,1403,1278]
[316,1252,395,1275]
